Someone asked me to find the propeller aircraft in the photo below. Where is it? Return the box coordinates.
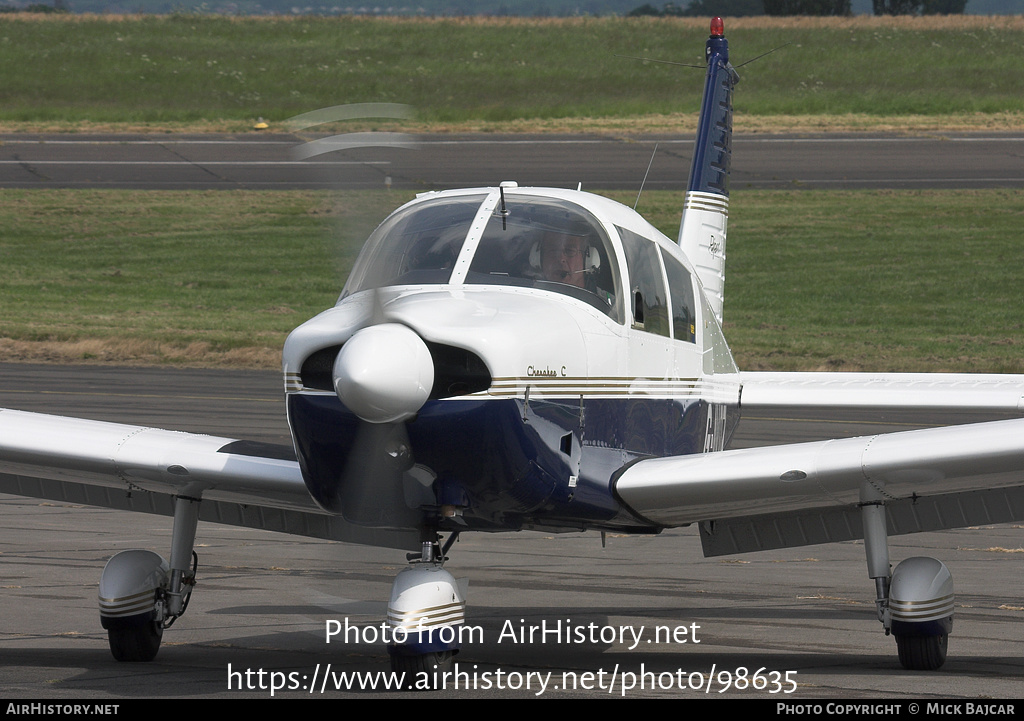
[1,18,1023,681]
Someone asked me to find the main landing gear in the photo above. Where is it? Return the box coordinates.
[98,496,200,662]
[861,487,954,670]
[386,533,466,679]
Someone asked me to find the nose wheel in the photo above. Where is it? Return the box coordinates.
[386,535,465,684]
[390,649,455,678]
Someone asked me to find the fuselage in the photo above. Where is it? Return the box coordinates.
[282,185,741,536]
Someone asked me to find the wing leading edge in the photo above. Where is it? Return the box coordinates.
[0,409,420,551]
[740,371,1024,412]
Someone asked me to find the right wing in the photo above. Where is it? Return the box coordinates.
[0,408,420,551]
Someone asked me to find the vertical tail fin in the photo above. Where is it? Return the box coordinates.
[677,17,738,327]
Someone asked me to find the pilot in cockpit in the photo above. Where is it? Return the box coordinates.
[536,230,590,288]
[530,227,614,308]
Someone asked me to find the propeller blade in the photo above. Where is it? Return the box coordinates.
[329,320,435,528]
[337,421,423,529]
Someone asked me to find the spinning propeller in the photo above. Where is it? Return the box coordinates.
[285,104,433,529]
[330,290,435,529]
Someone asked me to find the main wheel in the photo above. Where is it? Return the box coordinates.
[389,650,454,688]
[108,621,163,662]
[896,633,947,671]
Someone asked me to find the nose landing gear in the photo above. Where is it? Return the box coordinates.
[386,534,466,680]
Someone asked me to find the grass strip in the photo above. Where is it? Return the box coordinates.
[2,15,1024,129]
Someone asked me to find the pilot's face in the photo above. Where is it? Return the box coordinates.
[540,233,585,287]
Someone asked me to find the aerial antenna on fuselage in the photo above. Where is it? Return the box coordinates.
[497,183,511,231]
[634,142,659,210]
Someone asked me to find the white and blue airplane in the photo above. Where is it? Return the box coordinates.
[1,18,1022,675]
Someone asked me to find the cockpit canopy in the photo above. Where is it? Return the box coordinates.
[341,188,697,344]
[342,191,624,321]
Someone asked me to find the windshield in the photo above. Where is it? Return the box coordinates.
[342,194,485,297]
[340,192,622,322]
[465,195,622,321]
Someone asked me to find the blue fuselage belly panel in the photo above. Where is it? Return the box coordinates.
[287,393,715,532]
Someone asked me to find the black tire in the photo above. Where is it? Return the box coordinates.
[896,633,947,671]
[108,621,163,662]
[389,650,454,688]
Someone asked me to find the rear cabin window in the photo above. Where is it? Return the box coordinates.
[661,251,697,343]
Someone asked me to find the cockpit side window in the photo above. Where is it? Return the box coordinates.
[341,195,485,298]
[465,195,623,322]
[617,226,670,338]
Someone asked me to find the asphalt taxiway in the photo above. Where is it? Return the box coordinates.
[4,133,1024,190]
[1,364,1021,699]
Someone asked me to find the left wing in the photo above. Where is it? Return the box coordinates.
[0,408,420,551]
[615,372,1024,557]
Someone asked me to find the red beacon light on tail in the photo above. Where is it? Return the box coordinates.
[710,16,724,38]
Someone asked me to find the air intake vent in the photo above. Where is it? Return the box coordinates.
[426,342,491,399]
[298,341,490,398]
[299,344,342,391]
